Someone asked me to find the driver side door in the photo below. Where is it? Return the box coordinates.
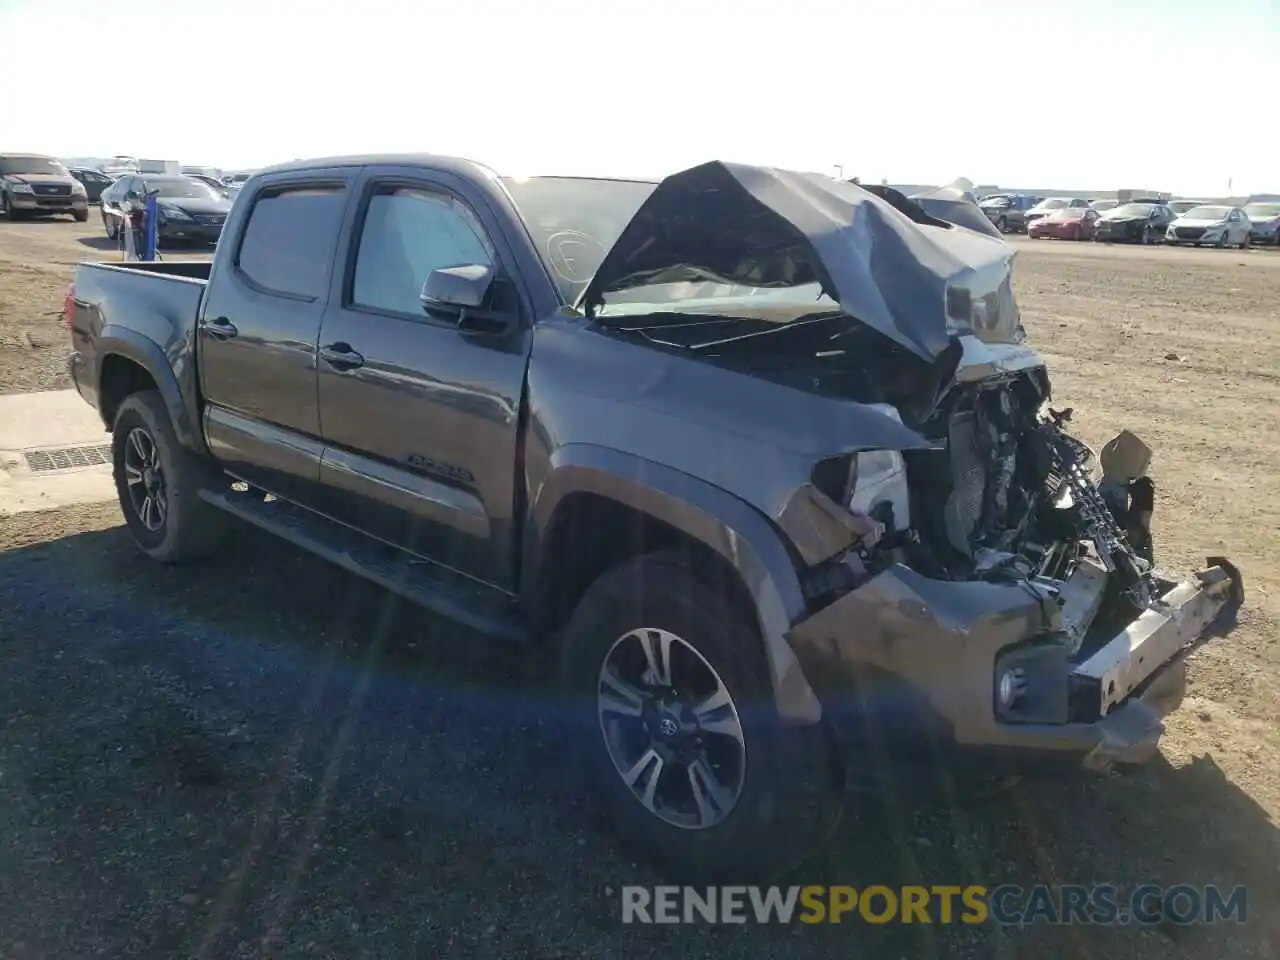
[314,166,535,587]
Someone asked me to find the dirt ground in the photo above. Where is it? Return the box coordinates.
[0,217,1278,958]
[0,215,212,394]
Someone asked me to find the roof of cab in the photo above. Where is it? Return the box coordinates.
[253,153,658,186]
[256,153,501,180]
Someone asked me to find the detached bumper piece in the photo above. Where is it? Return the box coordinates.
[1071,558,1243,770]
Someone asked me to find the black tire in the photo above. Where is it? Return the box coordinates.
[996,216,1008,233]
[111,390,226,564]
[1215,232,1228,248]
[1140,225,1151,245]
[559,549,840,882]
[104,211,118,241]
[73,209,89,223]
[2,192,24,222]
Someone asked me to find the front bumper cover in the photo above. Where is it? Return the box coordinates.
[787,557,1243,770]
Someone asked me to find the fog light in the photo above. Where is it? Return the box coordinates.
[998,668,1027,708]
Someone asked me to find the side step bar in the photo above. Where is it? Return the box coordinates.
[200,488,527,644]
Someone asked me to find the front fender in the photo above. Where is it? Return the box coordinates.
[525,443,823,725]
[97,325,205,454]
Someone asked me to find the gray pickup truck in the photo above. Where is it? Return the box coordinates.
[66,155,1242,880]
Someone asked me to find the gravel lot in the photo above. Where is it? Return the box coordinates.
[1,217,1278,958]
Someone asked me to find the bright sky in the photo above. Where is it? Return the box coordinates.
[3,0,1277,195]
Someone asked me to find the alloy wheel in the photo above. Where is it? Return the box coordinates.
[597,627,747,830]
[123,426,167,532]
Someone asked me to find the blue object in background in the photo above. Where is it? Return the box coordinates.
[143,193,159,261]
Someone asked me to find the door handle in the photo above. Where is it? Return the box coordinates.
[200,316,238,340]
[320,342,364,371]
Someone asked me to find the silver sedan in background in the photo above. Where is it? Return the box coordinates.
[1244,202,1280,246]
[1165,204,1253,248]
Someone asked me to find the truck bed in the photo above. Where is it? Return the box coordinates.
[68,260,213,426]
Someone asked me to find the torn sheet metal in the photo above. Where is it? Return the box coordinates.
[581,161,1020,362]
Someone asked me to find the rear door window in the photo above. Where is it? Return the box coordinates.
[236,186,346,299]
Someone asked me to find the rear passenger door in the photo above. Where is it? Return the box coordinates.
[314,166,535,588]
[198,170,355,505]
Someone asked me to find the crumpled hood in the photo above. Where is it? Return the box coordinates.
[580,161,1020,363]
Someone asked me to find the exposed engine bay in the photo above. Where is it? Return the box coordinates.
[842,366,1160,657]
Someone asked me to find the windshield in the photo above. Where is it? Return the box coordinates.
[980,195,1011,207]
[1108,203,1155,218]
[506,175,839,315]
[1244,204,1280,218]
[0,156,68,177]
[1049,208,1085,220]
[1183,205,1231,220]
[503,176,657,303]
[1032,198,1071,211]
[149,178,221,200]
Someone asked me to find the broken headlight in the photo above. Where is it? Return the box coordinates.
[946,277,1025,343]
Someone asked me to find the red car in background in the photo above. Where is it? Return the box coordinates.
[1028,206,1099,241]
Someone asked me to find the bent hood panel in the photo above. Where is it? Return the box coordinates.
[581,161,1018,362]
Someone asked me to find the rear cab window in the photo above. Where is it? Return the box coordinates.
[235,185,347,300]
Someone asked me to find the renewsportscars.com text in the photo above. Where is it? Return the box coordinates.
[620,884,1248,926]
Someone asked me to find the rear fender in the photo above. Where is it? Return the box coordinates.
[98,325,206,454]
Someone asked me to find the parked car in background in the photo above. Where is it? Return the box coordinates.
[1028,206,1099,240]
[181,165,222,180]
[1093,202,1177,244]
[1165,204,1252,248]
[1089,198,1119,213]
[978,193,1037,233]
[1024,197,1090,229]
[100,173,231,245]
[221,171,255,193]
[1243,202,1280,246]
[0,153,90,221]
[186,173,233,197]
[1168,199,1212,216]
[69,167,117,203]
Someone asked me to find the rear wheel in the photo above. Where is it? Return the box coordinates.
[559,549,840,881]
[111,390,227,564]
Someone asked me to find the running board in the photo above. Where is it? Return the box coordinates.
[199,488,527,644]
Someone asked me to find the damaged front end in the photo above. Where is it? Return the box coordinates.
[787,388,1244,773]
[571,160,1243,772]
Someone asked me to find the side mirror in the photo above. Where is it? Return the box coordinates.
[420,264,516,334]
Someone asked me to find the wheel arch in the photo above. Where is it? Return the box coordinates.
[523,443,823,724]
[97,327,207,455]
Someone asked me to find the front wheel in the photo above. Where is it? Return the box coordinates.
[559,550,839,881]
[73,208,89,223]
[112,390,227,563]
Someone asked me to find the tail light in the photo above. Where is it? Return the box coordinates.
[63,281,76,330]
